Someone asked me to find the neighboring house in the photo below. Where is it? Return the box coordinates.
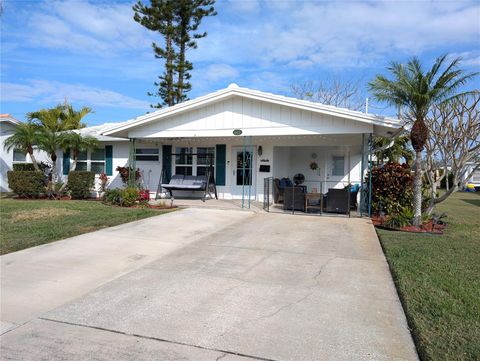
[0,114,50,192]
[57,84,402,203]
[463,161,480,189]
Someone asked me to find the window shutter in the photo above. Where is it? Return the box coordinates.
[162,145,172,183]
[215,144,226,186]
[63,150,70,175]
[105,145,113,176]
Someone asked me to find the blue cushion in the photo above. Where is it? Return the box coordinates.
[280,178,293,188]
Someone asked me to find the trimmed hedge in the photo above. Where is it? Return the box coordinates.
[12,163,35,171]
[7,171,45,197]
[67,171,95,199]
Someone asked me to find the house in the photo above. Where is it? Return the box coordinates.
[463,162,480,190]
[57,84,402,208]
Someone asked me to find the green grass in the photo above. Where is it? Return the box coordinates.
[0,198,169,255]
[377,192,480,361]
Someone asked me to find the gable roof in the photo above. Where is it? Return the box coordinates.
[0,114,21,126]
[103,84,401,138]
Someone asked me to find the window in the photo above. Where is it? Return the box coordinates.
[91,148,105,174]
[136,148,159,162]
[332,156,345,176]
[76,150,88,171]
[174,147,215,177]
[196,147,215,176]
[13,149,26,162]
[175,147,193,175]
[74,148,105,174]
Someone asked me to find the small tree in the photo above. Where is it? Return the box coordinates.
[59,132,99,171]
[424,94,480,214]
[3,122,41,171]
[373,135,414,166]
[291,78,364,111]
[36,128,62,182]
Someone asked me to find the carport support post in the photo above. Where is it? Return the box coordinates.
[248,136,252,209]
[360,134,367,216]
[128,138,137,187]
[242,136,246,209]
[368,133,373,217]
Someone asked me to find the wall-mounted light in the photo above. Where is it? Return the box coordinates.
[258,145,263,157]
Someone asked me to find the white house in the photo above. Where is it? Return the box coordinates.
[463,162,480,189]
[56,84,402,207]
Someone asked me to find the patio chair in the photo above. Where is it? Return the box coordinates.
[283,186,306,211]
[325,188,349,214]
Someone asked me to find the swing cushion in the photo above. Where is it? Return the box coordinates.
[162,175,207,190]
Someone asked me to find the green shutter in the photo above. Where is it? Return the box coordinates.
[162,145,172,183]
[215,144,226,186]
[63,150,70,175]
[105,145,113,176]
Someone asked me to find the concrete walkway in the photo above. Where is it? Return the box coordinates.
[1,209,418,361]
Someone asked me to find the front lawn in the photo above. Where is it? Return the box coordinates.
[0,198,169,255]
[377,191,480,361]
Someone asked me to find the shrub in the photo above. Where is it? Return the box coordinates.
[139,189,150,201]
[7,171,45,197]
[104,188,123,205]
[67,171,95,199]
[384,206,413,229]
[12,163,35,171]
[366,162,413,215]
[103,187,140,207]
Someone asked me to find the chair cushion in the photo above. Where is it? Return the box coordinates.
[169,175,184,185]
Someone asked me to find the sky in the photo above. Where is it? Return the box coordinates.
[1,0,479,126]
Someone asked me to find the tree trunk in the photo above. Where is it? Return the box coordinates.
[165,27,174,106]
[444,165,449,191]
[412,151,423,226]
[28,151,41,171]
[426,175,437,216]
[176,32,186,103]
[51,152,58,183]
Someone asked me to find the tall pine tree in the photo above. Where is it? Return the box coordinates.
[133,0,216,108]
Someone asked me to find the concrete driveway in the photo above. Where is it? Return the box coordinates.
[1,209,418,361]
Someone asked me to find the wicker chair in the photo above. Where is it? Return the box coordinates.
[283,187,306,211]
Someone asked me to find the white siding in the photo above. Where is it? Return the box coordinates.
[127,97,373,139]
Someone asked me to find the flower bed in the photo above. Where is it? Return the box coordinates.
[371,215,446,234]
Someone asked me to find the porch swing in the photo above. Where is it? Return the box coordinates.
[155,152,218,202]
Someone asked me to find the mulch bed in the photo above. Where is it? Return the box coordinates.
[371,215,446,234]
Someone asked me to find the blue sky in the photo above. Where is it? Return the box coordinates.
[1,0,479,126]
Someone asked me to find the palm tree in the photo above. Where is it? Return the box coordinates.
[27,106,65,132]
[37,128,63,181]
[3,122,41,171]
[27,104,92,131]
[373,135,414,166]
[369,55,477,225]
[59,132,99,171]
[61,104,91,130]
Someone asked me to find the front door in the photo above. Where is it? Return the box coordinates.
[231,147,256,199]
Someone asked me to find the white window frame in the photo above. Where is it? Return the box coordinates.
[135,148,160,162]
[174,146,215,177]
[75,148,105,174]
[332,155,345,177]
[12,148,27,163]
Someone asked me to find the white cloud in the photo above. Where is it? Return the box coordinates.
[1,80,150,110]
[26,0,154,55]
[203,64,240,82]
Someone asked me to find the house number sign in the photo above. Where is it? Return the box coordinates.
[233,129,242,136]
